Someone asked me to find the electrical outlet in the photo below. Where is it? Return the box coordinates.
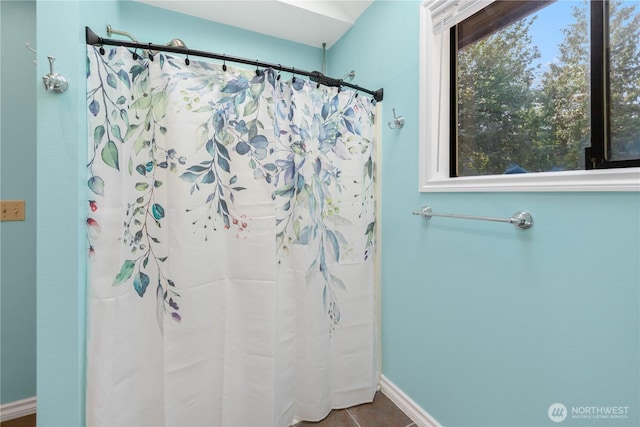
[0,200,25,221]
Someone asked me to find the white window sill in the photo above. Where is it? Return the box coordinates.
[419,168,640,192]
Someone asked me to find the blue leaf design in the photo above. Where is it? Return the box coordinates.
[152,204,165,220]
[254,148,268,160]
[236,141,251,155]
[89,100,100,116]
[344,117,355,134]
[201,170,216,183]
[133,272,150,297]
[221,79,249,93]
[187,165,209,173]
[321,102,330,120]
[117,69,130,89]
[219,199,229,214]
[206,139,215,157]
[250,135,268,148]
[213,113,225,133]
[327,230,340,262]
[217,156,230,173]
[216,141,230,160]
[180,171,199,183]
[88,176,105,196]
[292,78,305,91]
[130,64,145,82]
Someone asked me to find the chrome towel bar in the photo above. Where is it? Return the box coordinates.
[412,206,533,230]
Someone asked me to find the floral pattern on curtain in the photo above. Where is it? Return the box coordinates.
[86,45,377,426]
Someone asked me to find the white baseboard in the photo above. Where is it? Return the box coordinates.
[0,396,37,422]
[380,375,442,427]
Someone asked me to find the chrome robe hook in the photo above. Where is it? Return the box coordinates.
[42,56,68,93]
[388,108,404,129]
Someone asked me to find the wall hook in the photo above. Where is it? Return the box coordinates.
[42,56,68,93]
[26,42,37,66]
[388,108,405,129]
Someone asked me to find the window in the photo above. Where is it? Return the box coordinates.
[419,0,640,191]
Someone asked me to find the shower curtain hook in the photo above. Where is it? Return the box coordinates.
[255,61,261,76]
[222,55,227,72]
[277,65,282,81]
[148,43,154,61]
[185,47,190,66]
[98,37,105,55]
[292,67,296,83]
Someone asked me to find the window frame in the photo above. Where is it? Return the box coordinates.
[418,0,640,192]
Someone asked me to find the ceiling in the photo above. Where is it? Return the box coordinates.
[136,1,374,48]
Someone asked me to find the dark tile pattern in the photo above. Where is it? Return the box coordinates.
[293,392,415,427]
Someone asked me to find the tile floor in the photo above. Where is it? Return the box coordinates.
[0,392,412,427]
[0,414,36,427]
[292,391,415,427]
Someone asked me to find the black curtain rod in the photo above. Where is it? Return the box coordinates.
[85,27,383,102]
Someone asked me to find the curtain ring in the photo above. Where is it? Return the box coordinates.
[148,43,154,61]
[291,67,296,83]
[255,61,261,76]
[185,47,190,66]
[222,55,227,72]
[98,37,105,55]
[276,65,282,81]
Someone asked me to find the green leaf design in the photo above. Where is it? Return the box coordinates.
[133,135,148,155]
[88,176,105,196]
[111,124,123,143]
[107,73,118,89]
[244,99,258,116]
[365,221,375,236]
[112,260,135,286]
[135,182,149,191]
[93,125,105,148]
[195,124,209,150]
[101,141,119,170]
[125,124,140,141]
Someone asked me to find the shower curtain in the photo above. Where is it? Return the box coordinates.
[85,45,377,426]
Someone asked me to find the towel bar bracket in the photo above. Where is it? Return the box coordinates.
[413,206,533,230]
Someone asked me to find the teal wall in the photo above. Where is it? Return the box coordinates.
[35,0,322,424]
[1,0,37,406]
[330,2,640,427]
[33,0,640,426]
